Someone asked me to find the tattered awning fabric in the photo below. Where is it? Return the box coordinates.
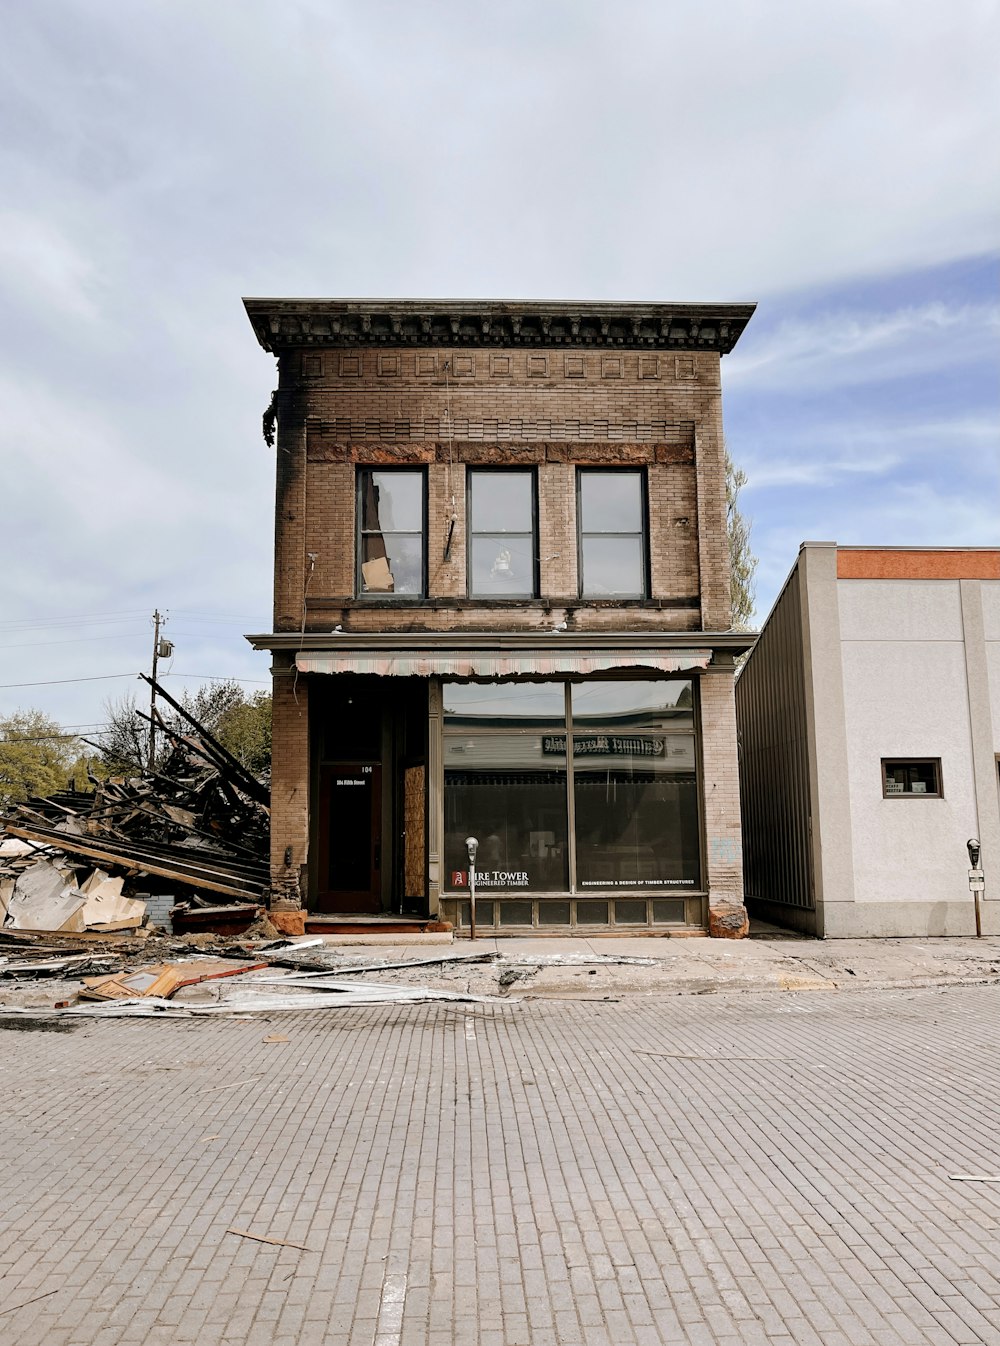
[294,650,712,678]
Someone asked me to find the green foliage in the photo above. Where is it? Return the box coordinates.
[0,710,83,806]
[726,445,758,630]
[215,691,272,775]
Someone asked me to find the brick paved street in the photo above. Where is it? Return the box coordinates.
[2,986,1000,1345]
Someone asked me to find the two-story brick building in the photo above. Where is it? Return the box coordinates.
[244,299,755,935]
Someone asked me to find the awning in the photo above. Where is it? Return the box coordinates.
[294,650,712,678]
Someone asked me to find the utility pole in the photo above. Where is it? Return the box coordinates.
[149,610,166,771]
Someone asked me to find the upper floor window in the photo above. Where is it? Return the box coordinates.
[468,469,537,598]
[357,469,425,597]
[578,469,647,598]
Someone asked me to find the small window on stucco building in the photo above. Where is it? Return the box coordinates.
[881,759,942,797]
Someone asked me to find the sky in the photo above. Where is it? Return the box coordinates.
[1,0,998,737]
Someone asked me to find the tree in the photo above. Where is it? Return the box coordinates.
[0,710,82,807]
[215,691,272,776]
[726,445,758,630]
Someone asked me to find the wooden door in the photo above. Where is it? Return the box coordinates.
[316,763,382,912]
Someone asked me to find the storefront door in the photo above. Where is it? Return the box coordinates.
[316,763,382,912]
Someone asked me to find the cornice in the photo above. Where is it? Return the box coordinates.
[243,298,756,356]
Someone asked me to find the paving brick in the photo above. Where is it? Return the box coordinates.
[2,988,1000,1343]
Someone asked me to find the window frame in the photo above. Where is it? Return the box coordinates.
[355,466,427,601]
[576,467,649,600]
[466,467,539,599]
[880,757,943,799]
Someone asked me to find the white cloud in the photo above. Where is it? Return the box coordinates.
[726,301,1000,391]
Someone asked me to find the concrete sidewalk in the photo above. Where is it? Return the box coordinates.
[280,932,1000,999]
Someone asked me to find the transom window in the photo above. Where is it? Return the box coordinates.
[357,469,425,597]
[881,759,942,797]
[578,469,647,598]
[468,469,537,597]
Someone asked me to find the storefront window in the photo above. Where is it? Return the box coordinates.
[572,679,699,889]
[443,678,700,894]
[444,683,569,892]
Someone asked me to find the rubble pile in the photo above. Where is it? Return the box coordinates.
[1,678,270,935]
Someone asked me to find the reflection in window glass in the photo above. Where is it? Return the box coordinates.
[469,471,536,598]
[570,680,694,731]
[443,681,565,722]
[358,470,424,596]
[579,470,645,597]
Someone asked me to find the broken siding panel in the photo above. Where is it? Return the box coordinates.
[735,564,813,909]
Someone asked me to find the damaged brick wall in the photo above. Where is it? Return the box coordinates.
[272,345,727,635]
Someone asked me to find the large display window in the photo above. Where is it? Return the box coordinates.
[443,683,568,892]
[443,678,700,894]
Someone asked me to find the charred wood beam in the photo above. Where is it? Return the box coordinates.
[138,675,270,806]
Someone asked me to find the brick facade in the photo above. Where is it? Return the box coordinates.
[246,300,755,932]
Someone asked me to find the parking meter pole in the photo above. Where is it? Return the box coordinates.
[469,862,476,941]
[465,837,479,943]
[968,839,983,938]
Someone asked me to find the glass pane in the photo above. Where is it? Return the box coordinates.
[445,724,568,893]
[577,901,609,925]
[574,737,700,888]
[652,899,686,923]
[498,901,533,926]
[445,686,568,893]
[580,472,642,531]
[362,533,422,594]
[471,471,533,532]
[537,901,571,925]
[364,471,422,531]
[615,900,648,925]
[444,770,568,892]
[581,536,643,596]
[884,760,939,795]
[471,534,535,596]
[570,680,694,731]
[443,681,566,722]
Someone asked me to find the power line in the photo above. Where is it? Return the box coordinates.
[0,611,151,631]
[162,674,270,684]
[0,634,151,650]
[0,672,141,689]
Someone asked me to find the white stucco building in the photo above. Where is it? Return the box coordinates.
[736,543,1000,937]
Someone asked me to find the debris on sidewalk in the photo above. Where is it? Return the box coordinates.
[55,977,502,1016]
[79,957,268,1002]
[2,859,148,935]
[0,674,270,920]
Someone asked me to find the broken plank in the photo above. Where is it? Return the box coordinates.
[0,822,263,900]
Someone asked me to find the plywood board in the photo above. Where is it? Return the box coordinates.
[404,765,425,900]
